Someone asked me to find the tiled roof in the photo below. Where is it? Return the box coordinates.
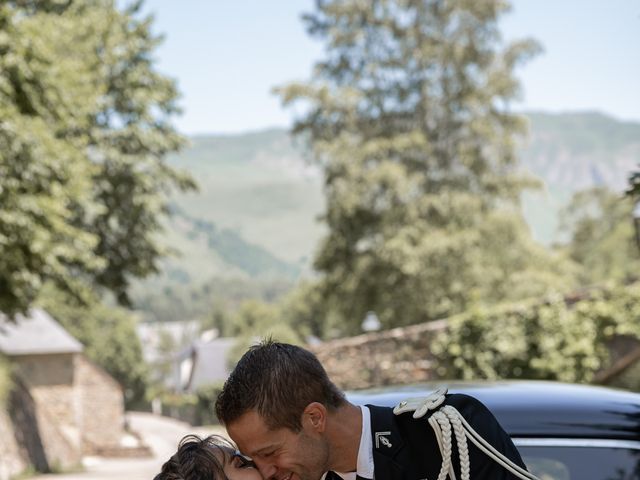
[0,308,83,355]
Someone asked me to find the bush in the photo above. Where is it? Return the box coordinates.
[194,383,225,426]
[156,383,224,426]
[432,284,640,383]
[160,392,198,425]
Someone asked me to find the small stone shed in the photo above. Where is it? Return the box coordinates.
[0,309,126,478]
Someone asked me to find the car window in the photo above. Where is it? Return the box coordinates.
[523,456,570,480]
[520,446,640,480]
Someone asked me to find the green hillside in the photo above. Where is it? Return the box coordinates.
[519,112,640,243]
[130,130,322,317]
[166,129,325,266]
[132,112,640,317]
[170,204,299,279]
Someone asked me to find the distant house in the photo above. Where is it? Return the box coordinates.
[0,309,126,478]
[173,335,235,393]
[136,319,201,386]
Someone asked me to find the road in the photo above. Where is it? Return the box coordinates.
[30,412,225,480]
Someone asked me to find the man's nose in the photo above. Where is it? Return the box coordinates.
[253,458,278,480]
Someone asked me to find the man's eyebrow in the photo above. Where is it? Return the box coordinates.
[251,444,278,456]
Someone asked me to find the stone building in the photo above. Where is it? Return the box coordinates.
[0,309,126,479]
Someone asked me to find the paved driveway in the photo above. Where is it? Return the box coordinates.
[30,412,225,480]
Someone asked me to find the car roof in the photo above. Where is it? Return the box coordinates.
[346,381,640,441]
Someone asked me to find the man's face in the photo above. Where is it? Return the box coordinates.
[227,409,330,480]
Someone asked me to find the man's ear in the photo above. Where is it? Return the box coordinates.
[302,402,327,433]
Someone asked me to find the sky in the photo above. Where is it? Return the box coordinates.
[138,0,640,135]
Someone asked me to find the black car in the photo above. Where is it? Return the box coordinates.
[347,381,640,480]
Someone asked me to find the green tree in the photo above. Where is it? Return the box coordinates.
[560,187,640,285]
[628,170,640,197]
[0,1,104,316]
[0,0,194,317]
[226,300,303,367]
[155,329,178,381]
[78,0,195,306]
[275,280,347,339]
[278,0,569,332]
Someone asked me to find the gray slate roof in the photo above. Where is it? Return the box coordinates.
[175,337,235,392]
[0,308,83,355]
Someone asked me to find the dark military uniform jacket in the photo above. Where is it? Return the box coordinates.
[327,394,527,480]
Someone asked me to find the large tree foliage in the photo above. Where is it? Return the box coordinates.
[278,0,571,332]
[560,187,640,286]
[0,0,194,316]
[0,1,102,316]
[81,0,195,305]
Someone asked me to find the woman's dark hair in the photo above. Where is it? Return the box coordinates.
[153,434,233,480]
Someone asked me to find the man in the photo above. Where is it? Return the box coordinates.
[215,340,532,480]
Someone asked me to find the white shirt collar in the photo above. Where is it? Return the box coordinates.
[357,405,375,479]
[328,405,374,480]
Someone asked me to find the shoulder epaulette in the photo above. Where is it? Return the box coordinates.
[392,388,540,480]
[393,387,448,418]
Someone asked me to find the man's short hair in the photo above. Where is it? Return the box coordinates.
[215,339,346,431]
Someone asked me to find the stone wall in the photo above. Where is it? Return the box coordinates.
[3,352,126,472]
[12,353,82,469]
[75,355,125,454]
[310,320,447,390]
[0,406,28,480]
[7,377,50,474]
[310,318,639,391]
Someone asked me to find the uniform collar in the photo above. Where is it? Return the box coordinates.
[366,404,406,480]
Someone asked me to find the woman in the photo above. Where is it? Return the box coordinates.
[154,434,259,480]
